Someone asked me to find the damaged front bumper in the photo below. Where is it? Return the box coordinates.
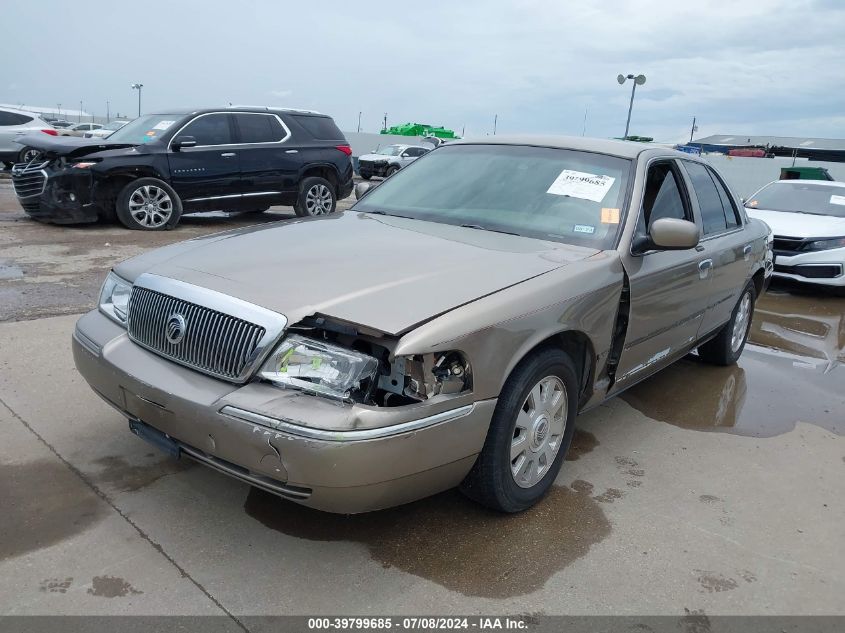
[12,161,101,224]
[72,309,494,513]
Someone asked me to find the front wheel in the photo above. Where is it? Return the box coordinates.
[385,165,400,177]
[18,147,43,164]
[115,178,182,230]
[294,177,336,217]
[460,348,579,513]
[698,283,755,366]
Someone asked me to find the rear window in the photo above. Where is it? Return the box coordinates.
[0,111,34,126]
[292,115,344,140]
[234,113,287,143]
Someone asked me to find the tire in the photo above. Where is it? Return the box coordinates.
[294,177,336,217]
[18,147,43,164]
[460,348,579,513]
[697,283,756,366]
[115,178,182,230]
[360,173,372,181]
[385,165,400,177]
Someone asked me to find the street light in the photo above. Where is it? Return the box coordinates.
[130,83,143,117]
[617,73,646,140]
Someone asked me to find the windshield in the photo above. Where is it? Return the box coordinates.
[106,114,181,144]
[374,145,402,156]
[747,182,845,218]
[354,144,632,248]
[103,120,128,131]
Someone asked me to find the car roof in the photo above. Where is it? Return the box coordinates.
[0,105,42,118]
[450,135,685,160]
[149,106,329,118]
[765,179,845,188]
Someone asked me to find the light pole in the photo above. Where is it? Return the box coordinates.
[131,83,143,117]
[357,111,362,133]
[106,100,110,123]
[79,101,83,123]
[617,73,646,140]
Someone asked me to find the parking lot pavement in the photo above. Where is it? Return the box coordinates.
[0,180,356,322]
[0,289,843,618]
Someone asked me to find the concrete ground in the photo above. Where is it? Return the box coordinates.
[0,177,843,621]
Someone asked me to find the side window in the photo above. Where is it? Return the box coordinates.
[683,161,728,234]
[179,114,232,146]
[0,111,33,126]
[639,162,688,233]
[234,113,285,143]
[710,169,741,228]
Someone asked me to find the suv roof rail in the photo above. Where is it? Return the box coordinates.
[227,105,324,115]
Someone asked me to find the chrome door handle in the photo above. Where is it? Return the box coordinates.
[743,244,753,260]
[698,258,713,280]
[221,152,236,158]
[284,149,298,154]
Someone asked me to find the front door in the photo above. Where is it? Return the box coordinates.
[167,112,241,206]
[612,160,710,391]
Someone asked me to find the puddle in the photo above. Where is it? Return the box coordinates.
[0,261,23,280]
[87,575,143,598]
[244,483,611,598]
[92,454,194,493]
[0,460,107,560]
[565,428,599,461]
[622,291,845,437]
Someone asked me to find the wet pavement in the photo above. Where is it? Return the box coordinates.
[0,183,842,617]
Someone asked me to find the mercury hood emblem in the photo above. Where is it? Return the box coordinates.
[165,313,187,344]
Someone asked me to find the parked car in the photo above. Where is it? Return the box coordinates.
[0,106,57,168]
[745,180,845,288]
[51,120,73,129]
[72,137,770,514]
[60,122,104,137]
[84,120,131,139]
[357,144,429,179]
[11,106,353,229]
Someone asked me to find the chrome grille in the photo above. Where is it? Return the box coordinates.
[128,286,268,381]
[11,161,48,198]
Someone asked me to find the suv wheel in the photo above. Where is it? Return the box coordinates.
[116,178,182,230]
[460,348,579,513]
[360,173,372,181]
[18,147,43,164]
[295,177,336,217]
[385,165,400,177]
[698,283,756,366]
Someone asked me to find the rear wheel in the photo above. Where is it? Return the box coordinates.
[115,178,182,230]
[360,173,372,181]
[294,177,336,217]
[385,165,400,177]
[698,283,755,365]
[460,348,579,513]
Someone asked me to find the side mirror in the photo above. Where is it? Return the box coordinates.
[649,218,700,250]
[401,153,410,158]
[354,182,372,200]
[172,135,197,151]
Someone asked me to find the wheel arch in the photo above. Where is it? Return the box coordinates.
[299,163,340,191]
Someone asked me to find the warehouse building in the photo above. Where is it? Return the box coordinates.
[690,134,845,162]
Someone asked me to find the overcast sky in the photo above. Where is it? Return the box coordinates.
[3,0,843,142]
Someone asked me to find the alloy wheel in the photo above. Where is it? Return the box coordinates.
[128,185,173,228]
[304,183,333,215]
[510,375,568,488]
[731,291,752,353]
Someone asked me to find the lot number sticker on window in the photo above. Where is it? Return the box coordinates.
[153,120,175,131]
[830,194,845,206]
[547,170,615,202]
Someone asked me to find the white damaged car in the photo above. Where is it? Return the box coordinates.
[745,180,845,289]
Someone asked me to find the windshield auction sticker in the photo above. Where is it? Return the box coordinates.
[547,170,615,202]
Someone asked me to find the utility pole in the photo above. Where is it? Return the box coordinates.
[106,101,110,123]
[689,116,697,143]
[79,101,83,122]
[493,114,497,135]
[582,107,588,136]
[383,113,387,132]
[357,111,362,133]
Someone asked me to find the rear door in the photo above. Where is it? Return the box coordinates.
[167,112,242,204]
[0,110,34,157]
[231,112,299,200]
[613,159,710,391]
[679,160,751,337]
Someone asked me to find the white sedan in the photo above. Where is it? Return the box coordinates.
[84,120,130,139]
[745,179,845,288]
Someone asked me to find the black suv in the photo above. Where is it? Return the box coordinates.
[11,107,354,230]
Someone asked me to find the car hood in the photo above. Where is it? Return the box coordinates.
[14,133,136,159]
[115,212,598,335]
[358,153,393,161]
[747,207,845,238]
